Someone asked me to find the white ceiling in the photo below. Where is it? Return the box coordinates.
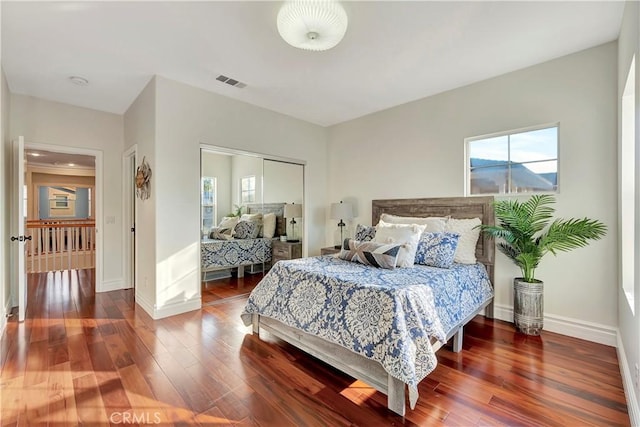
[1,1,624,127]
[26,149,95,169]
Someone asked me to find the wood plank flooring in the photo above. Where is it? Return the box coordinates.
[201,273,264,305]
[0,269,630,426]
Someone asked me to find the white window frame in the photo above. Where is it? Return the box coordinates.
[201,176,217,233]
[240,175,256,204]
[465,123,560,196]
[621,56,635,313]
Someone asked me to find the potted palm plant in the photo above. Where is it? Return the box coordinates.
[479,195,606,335]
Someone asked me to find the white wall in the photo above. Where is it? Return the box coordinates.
[618,1,640,424]
[10,94,125,290]
[201,151,232,225]
[123,77,156,313]
[150,76,327,318]
[328,42,618,343]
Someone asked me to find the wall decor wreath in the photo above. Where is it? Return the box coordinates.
[135,156,152,200]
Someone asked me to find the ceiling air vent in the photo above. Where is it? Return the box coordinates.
[216,74,247,89]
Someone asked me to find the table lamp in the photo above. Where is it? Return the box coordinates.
[284,203,303,242]
[330,201,353,249]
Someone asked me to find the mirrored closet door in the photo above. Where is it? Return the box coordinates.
[200,147,304,303]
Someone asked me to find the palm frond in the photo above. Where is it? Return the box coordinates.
[478,225,515,242]
[497,242,521,262]
[539,218,607,255]
[480,195,607,282]
[521,194,554,234]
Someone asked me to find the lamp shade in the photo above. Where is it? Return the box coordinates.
[277,0,348,51]
[330,201,353,220]
[284,203,303,218]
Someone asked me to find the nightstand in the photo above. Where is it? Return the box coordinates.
[272,240,302,264]
[320,246,341,256]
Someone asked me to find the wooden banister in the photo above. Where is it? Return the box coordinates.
[25,221,96,273]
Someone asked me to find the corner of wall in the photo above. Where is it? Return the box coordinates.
[618,331,640,426]
[133,288,200,321]
[0,297,10,338]
[135,290,155,319]
[152,296,201,320]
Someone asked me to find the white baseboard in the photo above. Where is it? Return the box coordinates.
[0,297,11,338]
[96,278,125,293]
[617,332,640,427]
[135,291,155,318]
[493,304,617,346]
[133,292,200,320]
[152,295,201,319]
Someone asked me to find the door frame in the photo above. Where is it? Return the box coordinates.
[11,137,26,321]
[122,145,137,292]
[14,141,104,294]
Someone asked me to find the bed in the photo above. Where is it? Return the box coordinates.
[201,203,286,279]
[241,196,495,416]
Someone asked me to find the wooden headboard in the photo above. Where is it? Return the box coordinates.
[246,203,287,237]
[372,196,495,284]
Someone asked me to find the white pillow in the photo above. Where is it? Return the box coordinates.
[445,217,481,264]
[218,216,239,230]
[262,212,277,239]
[374,221,426,267]
[379,213,446,232]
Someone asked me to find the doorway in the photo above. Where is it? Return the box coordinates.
[11,141,103,319]
[25,149,97,273]
[123,146,136,292]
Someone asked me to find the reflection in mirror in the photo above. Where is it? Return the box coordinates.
[200,149,304,305]
[200,151,232,235]
[264,159,303,241]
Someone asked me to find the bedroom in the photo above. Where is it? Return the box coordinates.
[0,0,635,425]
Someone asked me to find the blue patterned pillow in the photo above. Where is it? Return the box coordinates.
[354,224,376,241]
[414,232,460,268]
[338,239,401,269]
[234,220,260,239]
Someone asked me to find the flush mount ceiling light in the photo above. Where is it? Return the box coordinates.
[277,0,348,51]
[69,76,89,86]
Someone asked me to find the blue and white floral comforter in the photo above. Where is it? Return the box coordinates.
[241,255,493,408]
[201,238,272,268]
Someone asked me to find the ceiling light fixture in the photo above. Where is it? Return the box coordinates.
[277,0,348,51]
[69,76,89,86]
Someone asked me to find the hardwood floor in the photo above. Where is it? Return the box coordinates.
[0,269,630,426]
[201,272,264,305]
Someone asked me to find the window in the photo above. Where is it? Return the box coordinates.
[88,188,92,217]
[201,177,217,233]
[466,125,559,195]
[621,56,635,313]
[240,176,256,204]
[54,194,69,208]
